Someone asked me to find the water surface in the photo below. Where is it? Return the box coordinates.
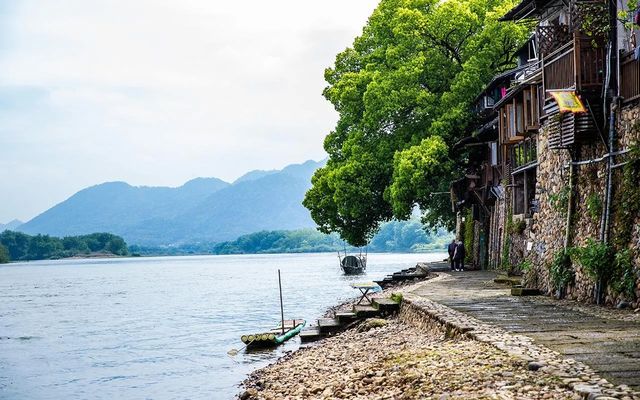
[0,252,445,399]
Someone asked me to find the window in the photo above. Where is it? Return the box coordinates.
[512,167,537,216]
[511,137,537,169]
[490,142,498,166]
[523,85,539,130]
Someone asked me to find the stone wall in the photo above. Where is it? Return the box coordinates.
[472,221,481,268]
[521,100,640,306]
[565,143,608,302]
[488,201,505,269]
[524,122,571,293]
[610,101,640,305]
[469,100,639,306]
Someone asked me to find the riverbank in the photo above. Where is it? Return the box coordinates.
[242,319,580,399]
[240,269,640,399]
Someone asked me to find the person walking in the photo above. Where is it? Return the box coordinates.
[447,239,456,271]
[453,240,466,271]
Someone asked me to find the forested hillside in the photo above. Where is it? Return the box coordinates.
[129,218,452,256]
[0,231,129,262]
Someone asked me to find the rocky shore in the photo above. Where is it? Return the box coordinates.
[239,273,640,400]
[240,318,578,399]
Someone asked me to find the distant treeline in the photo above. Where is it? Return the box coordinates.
[0,231,129,262]
[129,219,453,256]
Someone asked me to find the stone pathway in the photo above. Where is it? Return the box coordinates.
[411,268,640,390]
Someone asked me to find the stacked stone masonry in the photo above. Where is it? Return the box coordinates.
[513,100,640,306]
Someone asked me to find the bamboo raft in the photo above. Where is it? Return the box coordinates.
[241,319,306,347]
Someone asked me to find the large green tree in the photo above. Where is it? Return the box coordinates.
[304,0,527,246]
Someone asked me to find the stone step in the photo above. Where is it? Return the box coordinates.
[317,318,342,334]
[335,311,358,322]
[299,327,323,343]
[373,297,400,308]
[511,287,541,296]
[494,275,522,286]
[353,305,380,317]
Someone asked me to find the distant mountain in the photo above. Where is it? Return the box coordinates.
[18,160,326,246]
[0,219,23,232]
[233,169,278,184]
[19,178,230,240]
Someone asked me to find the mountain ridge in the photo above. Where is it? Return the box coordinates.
[18,160,326,246]
[0,219,23,232]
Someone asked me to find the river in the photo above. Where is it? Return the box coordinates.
[0,252,446,399]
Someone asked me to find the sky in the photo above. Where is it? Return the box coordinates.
[0,0,379,223]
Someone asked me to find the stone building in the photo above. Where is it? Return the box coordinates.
[451,0,640,306]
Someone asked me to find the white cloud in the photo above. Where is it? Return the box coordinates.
[0,0,378,222]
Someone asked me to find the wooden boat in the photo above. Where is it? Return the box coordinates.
[341,255,366,274]
[240,319,306,348]
[338,248,367,275]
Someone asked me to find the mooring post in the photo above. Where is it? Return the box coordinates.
[278,269,285,335]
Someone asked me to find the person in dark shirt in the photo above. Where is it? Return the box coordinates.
[447,239,456,271]
[453,240,466,271]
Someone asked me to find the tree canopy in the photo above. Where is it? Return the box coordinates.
[303,0,528,246]
[210,220,451,255]
[0,244,9,264]
[0,231,129,261]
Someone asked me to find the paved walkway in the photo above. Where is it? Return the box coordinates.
[411,268,640,390]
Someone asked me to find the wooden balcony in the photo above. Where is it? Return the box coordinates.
[621,50,640,103]
[542,34,605,94]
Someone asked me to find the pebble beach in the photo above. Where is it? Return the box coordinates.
[239,273,640,400]
[240,318,578,399]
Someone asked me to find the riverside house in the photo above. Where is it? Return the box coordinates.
[451,0,640,306]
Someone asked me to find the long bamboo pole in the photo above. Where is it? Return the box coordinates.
[278,269,285,335]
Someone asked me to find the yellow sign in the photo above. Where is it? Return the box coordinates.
[549,90,587,113]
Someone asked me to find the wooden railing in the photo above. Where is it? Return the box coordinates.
[577,36,605,90]
[542,34,605,94]
[621,50,640,103]
[543,42,575,92]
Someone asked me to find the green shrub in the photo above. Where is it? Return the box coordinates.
[575,238,614,282]
[549,186,570,213]
[611,249,637,298]
[549,248,575,292]
[390,292,403,303]
[508,219,526,235]
[586,193,602,222]
[464,208,474,264]
[518,259,532,273]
